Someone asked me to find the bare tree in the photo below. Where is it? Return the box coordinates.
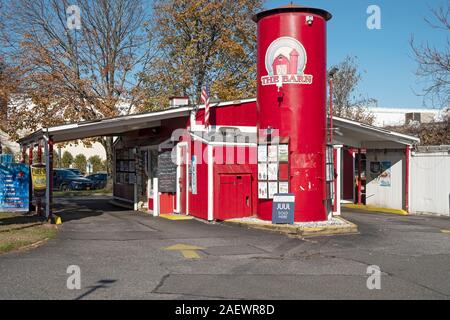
[410,5,449,108]
[328,56,375,125]
[1,0,155,174]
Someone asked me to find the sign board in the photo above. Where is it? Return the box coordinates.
[0,163,30,212]
[31,164,46,198]
[272,193,295,224]
[157,150,177,193]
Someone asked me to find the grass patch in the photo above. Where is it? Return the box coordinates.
[0,212,57,255]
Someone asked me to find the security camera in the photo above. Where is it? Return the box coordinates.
[306,16,314,25]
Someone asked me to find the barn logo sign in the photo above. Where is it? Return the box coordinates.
[261,36,313,87]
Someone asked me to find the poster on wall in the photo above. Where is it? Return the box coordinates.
[268,182,278,199]
[278,144,289,162]
[191,155,197,195]
[268,145,278,162]
[379,161,392,187]
[268,163,278,180]
[257,145,267,163]
[369,161,381,180]
[258,182,268,199]
[258,163,267,180]
[0,163,30,212]
[31,164,46,198]
[278,181,289,194]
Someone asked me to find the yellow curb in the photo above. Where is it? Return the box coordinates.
[343,204,408,216]
[159,214,193,221]
[224,217,358,237]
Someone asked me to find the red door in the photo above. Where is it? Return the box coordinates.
[217,174,252,220]
[179,146,187,214]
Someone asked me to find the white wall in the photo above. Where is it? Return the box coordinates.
[370,108,442,127]
[365,150,405,210]
[57,141,106,161]
[410,152,450,216]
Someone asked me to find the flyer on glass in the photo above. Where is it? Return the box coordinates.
[278,144,289,162]
[278,181,289,194]
[257,145,267,163]
[268,182,278,199]
[258,163,268,180]
[268,145,278,162]
[268,163,278,180]
[258,182,268,199]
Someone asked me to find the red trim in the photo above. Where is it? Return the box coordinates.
[333,148,337,212]
[357,148,362,205]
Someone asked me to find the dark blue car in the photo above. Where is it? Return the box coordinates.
[53,169,94,191]
[85,173,108,190]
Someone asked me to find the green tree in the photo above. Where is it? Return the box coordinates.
[73,154,87,174]
[61,151,74,168]
[88,155,105,173]
[143,0,263,108]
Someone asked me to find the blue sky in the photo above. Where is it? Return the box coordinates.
[265,0,448,108]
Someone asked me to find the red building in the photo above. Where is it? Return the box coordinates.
[17,5,420,222]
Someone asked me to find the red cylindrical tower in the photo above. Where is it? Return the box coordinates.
[254,5,332,222]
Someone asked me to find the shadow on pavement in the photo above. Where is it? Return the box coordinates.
[53,197,129,223]
[75,279,118,300]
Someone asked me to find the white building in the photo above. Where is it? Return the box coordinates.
[370,107,446,127]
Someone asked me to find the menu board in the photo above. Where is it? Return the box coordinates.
[0,163,30,212]
[158,150,177,193]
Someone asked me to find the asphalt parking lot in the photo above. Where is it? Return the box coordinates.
[0,197,449,300]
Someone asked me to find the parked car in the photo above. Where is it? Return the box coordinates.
[53,169,94,191]
[85,172,108,190]
[66,168,84,176]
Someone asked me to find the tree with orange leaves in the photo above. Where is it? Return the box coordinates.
[143,0,263,109]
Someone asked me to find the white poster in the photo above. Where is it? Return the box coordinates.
[258,145,267,163]
[278,181,289,194]
[268,163,278,180]
[268,182,278,199]
[191,155,197,195]
[258,182,268,199]
[278,144,289,162]
[268,145,278,162]
[258,163,267,180]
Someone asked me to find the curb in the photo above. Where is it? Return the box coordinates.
[223,216,358,237]
[343,204,408,215]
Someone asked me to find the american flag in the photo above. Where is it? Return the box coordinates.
[200,85,210,128]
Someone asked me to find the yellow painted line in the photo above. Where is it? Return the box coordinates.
[164,243,204,259]
[159,214,193,220]
[343,204,408,215]
[441,230,450,234]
